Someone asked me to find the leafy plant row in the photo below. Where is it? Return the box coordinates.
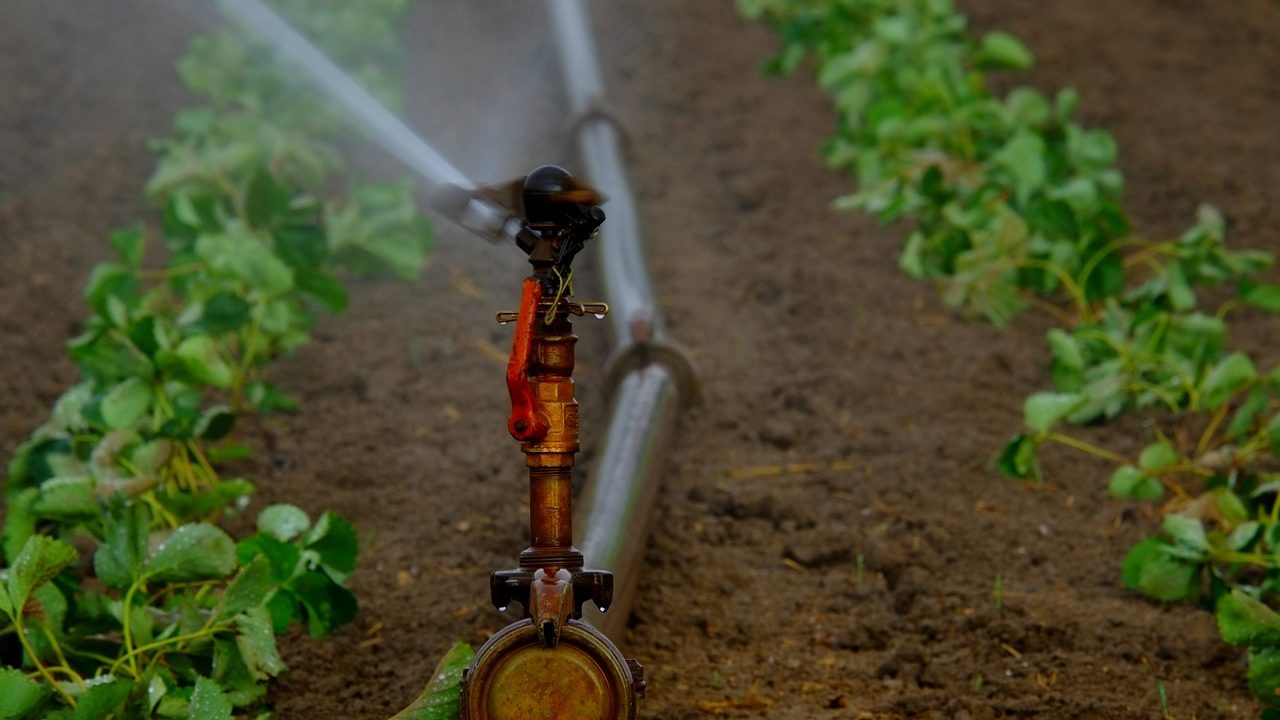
[1,1,430,717]
[741,0,1280,708]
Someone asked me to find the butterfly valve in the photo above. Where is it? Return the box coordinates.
[460,165,645,720]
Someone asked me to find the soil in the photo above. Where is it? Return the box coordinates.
[3,1,1280,719]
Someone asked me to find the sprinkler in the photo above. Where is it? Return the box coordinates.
[460,166,645,720]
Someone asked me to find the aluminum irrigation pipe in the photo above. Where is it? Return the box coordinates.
[549,0,698,641]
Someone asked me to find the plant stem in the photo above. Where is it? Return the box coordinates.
[122,581,142,678]
[41,625,84,689]
[1044,432,1131,465]
[1196,402,1231,457]
[10,615,76,707]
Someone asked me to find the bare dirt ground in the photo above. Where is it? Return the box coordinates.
[3,1,1280,718]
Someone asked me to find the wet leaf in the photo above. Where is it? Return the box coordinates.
[257,505,310,543]
[94,501,151,589]
[217,556,273,622]
[73,679,131,720]
[188,676,233,720]
[234,606,286,679]
[0,667,49,718]
[144,524,237,583]
[389,641,475,720]
[5,535,78,616]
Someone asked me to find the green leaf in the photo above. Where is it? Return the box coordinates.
[217,556,273,622]
[235,606,287,679]
[194,406,236,440]
[296,270,349,313]
[389,641,476,720]
[994,131,1047,200]
[1217,489,1250,525]
[1023,392,1085,433]
[94,501,150,589]
[6,535,78,615]
[194,292,251,334]
[1162,515,1210,558]
[305,512,358,580]
[1228,521,1261,551]
[212,637,267,709]
[84,263,137,318]
[3,490,39,564]
[147,675,167,715]
[1240,281,1280,313]
[1200,352,1257,410]
[188,677,233,720]
[257,505,311,542]
[172,336,235,389]
[110,225,145,270]
[1248,649,1280,706]
[1082,250,1124,302]
[73,679,131,720]
[101,377,153,429]
[1108,465,1163,501]
[290,571,357,637]
[1122,537,1201,602]
[32,477,99,520]
[236,535,301,584]
[1227,385,1270,440]
[1165,262,1195,312]
[144,524,237,583]
[1138,440,1179,473]
[245,381,298,414]
[245,169,291,227]
[997,434,1040,481]
[974,31,1034,70]
[196,232,294,297]
[0,666,49,719]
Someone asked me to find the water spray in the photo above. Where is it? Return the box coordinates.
[218,0,522,245]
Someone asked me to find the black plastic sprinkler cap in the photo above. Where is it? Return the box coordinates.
[522,165,604,227]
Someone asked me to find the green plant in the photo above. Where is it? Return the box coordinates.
[1,0,429,715]
[742,0,1280,706]
[0,504,355,718]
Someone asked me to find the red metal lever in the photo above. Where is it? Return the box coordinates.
[506,278,548,442]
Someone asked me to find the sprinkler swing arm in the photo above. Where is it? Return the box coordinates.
[459,166,644,720]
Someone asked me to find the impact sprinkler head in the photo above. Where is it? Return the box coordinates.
[521,164,605,227]
[460,166,643,720]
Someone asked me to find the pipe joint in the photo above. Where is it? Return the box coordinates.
[604,336,699,408]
